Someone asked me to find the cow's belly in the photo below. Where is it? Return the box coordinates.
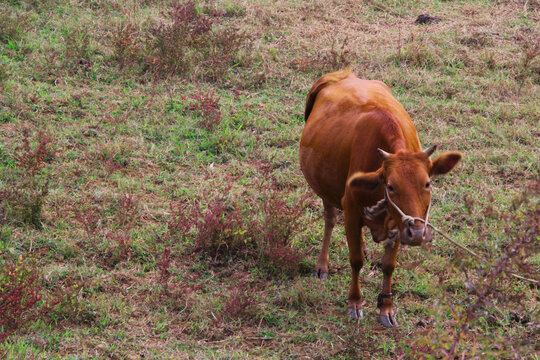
[299,144,349,209]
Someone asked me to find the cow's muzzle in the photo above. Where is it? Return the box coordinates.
[401,223,433,246]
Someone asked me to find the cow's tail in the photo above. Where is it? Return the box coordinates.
[304,67,353,122]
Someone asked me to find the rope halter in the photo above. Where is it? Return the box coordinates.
[384,186,431,230]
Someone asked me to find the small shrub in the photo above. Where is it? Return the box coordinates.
[112,22,143,70]
[220,287,255,322]
[167,201,194,239]
[72,200,101,237]
[0,257,42,343]
[406,179,539,358]
[169,177,307,276]
[188,90,222,132]
[0,129,54,228]
[16,129,54,176]
[154,249,203,310]
[116,193,139,228]
[168,188,246,258]
[105,231,133,262]
[84,149,128,174]
[63,28,92,70]
[146,1,211,76]
[0,256,84,343]
[251,189,307,277]
[167,272,203,309]
[196,26,246,82]
[193,195,243,254]
[145,0,246,80]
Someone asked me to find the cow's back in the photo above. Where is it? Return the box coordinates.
[300,72,421,208]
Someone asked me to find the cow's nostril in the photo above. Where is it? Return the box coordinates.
[407,228,413,238]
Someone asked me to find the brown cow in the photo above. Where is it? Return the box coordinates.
[299,68,462,327]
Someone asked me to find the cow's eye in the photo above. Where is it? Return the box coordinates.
[387,184,395,192]
[425,181,431,189]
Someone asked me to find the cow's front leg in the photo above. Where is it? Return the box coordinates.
[379,240,400,327]
[345,216,365,319]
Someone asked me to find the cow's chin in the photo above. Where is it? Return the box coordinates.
[400,227,433,246]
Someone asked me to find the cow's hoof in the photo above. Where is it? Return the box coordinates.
[347,302,363,320]
[380,315,398,328]
[347,308,363,320]
[313,266,328,279]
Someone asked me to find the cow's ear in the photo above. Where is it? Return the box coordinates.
[430,152,462,176]
[348,170,383,191]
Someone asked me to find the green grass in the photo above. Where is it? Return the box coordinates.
[0,0,538,359]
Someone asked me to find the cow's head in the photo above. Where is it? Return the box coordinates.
[348,146,462,246]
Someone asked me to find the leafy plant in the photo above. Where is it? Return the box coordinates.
[112,22,143,70]
[145,0,245,80]
[219,286,256,322]
[63,28,92,70]
[188,90,222,132]
[252,189,307,277]
[0,129,54,229]
[168,180,307,276]
[0,257,41,343]
[406,180,539,358]
[168,187,246,257]
[0,256,83,344]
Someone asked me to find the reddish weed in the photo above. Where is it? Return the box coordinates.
[0,258,41,343]
[0,256,84,343]
[167,201,193,239]
[72,200,101,237]
[188,90,222,132]
[116,193,139,228]
[220,287,256,322]
[0,129,54,228]
[146,1,213,76]
[169,179,306,276]
[407,180,539,358]
[112,22,142,70]
[145,0,245,80]
[250,184,307,277]
[83,149,127,174]
[16,129,54,176]
[105,231,133,262]
[169,188,245,258]
[158,247,172,289]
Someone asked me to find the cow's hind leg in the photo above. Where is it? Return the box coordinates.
[313,201,337,279]
[378,241,400,327]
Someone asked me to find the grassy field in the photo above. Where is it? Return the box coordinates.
[0,0,538,358]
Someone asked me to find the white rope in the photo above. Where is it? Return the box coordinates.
[364,198,387,221]
[384,186,431,229]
